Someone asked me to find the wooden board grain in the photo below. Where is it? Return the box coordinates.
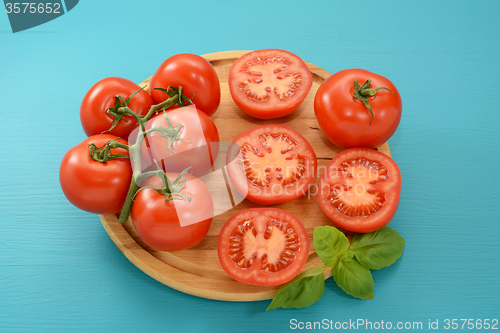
[100,50,391,301]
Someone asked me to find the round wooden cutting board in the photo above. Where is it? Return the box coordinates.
[99,51,391,302]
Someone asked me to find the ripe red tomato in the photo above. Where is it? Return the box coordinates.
[130,173,213,252]
[149,54,221,117]
[80,77,154,140]
[314,69,402,149]
[228,49,313,119]
[59,134,132,214]
[217,208,310,286]
[226,124,317,205]
[318,148,401,233]
[140,106,220,177]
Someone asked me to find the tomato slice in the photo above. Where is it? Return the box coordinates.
[227,124,317,205]
[217,208,310,286]
[318,148,401,233]
[228,49,313,119]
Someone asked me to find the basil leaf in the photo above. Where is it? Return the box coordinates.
[350,227,405,270]
[266,266,325,310]
[332,257,374,300]
[313,226,350,266]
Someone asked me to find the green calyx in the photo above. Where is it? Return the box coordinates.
[137,165,192,202]
[146,113,192,154]
[88,138,130,162]
[152,86,195,111]
[105,87,146,133]
[353,80,394,125]
[105,85,195,135]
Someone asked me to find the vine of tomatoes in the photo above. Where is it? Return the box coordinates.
[61,54,221,253]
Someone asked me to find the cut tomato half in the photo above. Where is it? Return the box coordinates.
[217,208,310,287]
[227,124,317,205]
[228,49,313,119]
[318,148,401,233]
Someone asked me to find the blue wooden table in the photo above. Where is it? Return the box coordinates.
[1,1,499,332]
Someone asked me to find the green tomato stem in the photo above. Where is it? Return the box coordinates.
[118,176,139,224]
[88,139,130,162]
[115,92,193,223]
[353,80,394,125]
[89,87,195,223]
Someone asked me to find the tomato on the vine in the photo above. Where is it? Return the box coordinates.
[141,106,220,177]
[80,77,154,140]
[131,173,213,252]
[228,49,313,119]
[217,208,310,287]
[59,134,132,214]
[226,124,317,205]
[149,54,221,117]
[318,148,401,233]
[314,69,402,149]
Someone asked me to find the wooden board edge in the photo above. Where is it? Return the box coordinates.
[376,142,391,157]
[99,214,279,301]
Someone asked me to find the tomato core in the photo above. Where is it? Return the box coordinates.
[228,216,301,273]
[240,132,307,189]
[328,157,389,217]
[237,54,305,104]
[319,148,401,233]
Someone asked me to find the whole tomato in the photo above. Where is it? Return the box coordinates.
[149,54,221,117]
[59,134,132,214]
[80,77,154,140]
[131,173,214,252]
[314,69,402,149]
[141,106,219,177]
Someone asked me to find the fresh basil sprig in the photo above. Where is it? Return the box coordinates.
[267,226,405,310]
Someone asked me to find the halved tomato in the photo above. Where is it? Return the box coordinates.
[226,124,317,205]
[217,208,310,286]
[318,148,401,233]
[228,49,313,119]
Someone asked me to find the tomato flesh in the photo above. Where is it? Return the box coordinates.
[319,148,401,233]
[218,208,309,286]
[227,124,317,205]
[228,49,313,119]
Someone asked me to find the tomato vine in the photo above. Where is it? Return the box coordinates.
[87,86,196,224]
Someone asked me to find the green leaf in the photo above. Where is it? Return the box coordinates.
[350,227,405,270]
[313,226,350,267]
[332,257,374,300]
[266,266,325,310]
